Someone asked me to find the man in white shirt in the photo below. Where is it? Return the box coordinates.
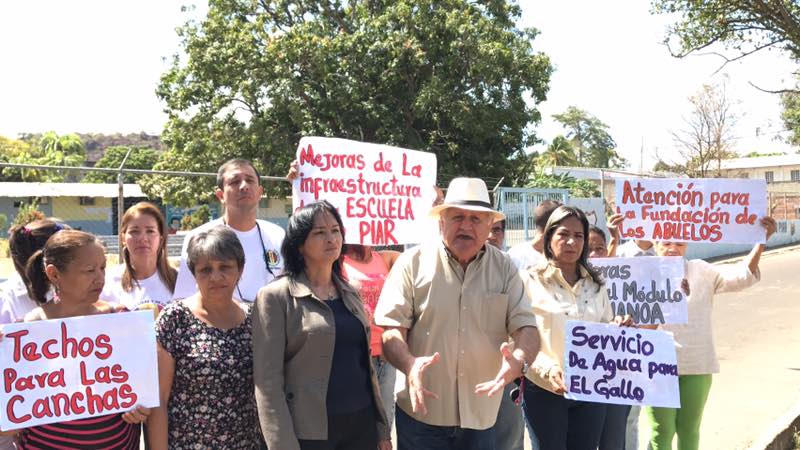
[506,199,561,271]
[172,159,285,302]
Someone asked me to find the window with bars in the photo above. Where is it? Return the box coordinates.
[765,171,775,183]
[791,170,800,182]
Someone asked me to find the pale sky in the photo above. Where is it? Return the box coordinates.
[0,1,796,171]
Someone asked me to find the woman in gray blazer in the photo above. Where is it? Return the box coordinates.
[253,201,390,450]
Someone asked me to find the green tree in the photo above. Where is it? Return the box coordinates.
[536,135,577,167]
[781,91,800,149]
[526,171,600,198]
[151,0,553,206]
[651,2,800,151]
[11,201,45,228]
[0,136,32,181]
[8,132,86,182]
[552,106,626,168]
[180,205,212,231]
[651,1,800,61]
[84,147,161,183]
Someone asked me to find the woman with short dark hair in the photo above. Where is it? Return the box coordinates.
[148,226,262,450]
[253,201,390,450]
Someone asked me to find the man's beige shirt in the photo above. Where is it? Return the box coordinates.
[374,242,537,430]
[524,263,614,394]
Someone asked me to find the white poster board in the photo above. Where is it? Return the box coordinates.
[0,311,159,430]
[590,256,687,324]
[615,178,767,244]
[563,321,680,408]
[292,137,438,246]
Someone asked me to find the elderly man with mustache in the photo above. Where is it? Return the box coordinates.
[375,177,540,450]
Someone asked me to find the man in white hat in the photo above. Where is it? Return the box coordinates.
[374,177,540,450]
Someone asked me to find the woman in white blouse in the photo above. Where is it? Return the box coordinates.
[101,202,177,312]
[645,216,776,450]
[522,206,632,450]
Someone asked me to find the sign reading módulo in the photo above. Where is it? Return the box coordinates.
[0,311,159,431]
[590,256,687,325]
[564,321,680,408]
[293,137,438,246]
[615,178,767,244]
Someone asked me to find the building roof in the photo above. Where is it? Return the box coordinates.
[0,182,145,198]
[548,166,668,180]
[719,154,800,170]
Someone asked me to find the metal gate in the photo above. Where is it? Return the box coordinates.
[494,187,570,248]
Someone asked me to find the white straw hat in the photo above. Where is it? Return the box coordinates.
[429,177,505,221]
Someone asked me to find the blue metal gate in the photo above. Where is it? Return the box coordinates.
[494,187,570,248]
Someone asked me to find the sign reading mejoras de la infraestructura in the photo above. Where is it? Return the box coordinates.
[292,136,438,246]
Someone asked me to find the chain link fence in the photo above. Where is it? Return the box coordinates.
[0,162,292,280]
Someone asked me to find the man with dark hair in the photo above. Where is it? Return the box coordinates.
[172,159,285,302]
[506,199,562,270]
[487,219,506,250]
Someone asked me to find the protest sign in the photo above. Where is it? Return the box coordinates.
[293,136,438,245]
[615,178,767,244]
[0,311,159,430]
[564,321,680,408]
[590,256,687,325]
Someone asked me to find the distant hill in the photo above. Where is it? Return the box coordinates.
[78,133,163,162]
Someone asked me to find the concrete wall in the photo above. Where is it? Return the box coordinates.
[52,197,113,235]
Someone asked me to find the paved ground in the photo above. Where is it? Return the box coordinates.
[524,245,800,450]
[627,245,800,450]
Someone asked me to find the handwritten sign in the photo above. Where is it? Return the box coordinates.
[293,136,438,245]
[590,256,687,325]
[0,311,159,430]
[615,178,767,244]
[564,321,680,408]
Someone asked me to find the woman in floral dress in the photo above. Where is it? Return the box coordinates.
[147,227,262,449]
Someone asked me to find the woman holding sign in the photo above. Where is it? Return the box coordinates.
[253,201,390,450]
[521,206,633,450]
[644,216,776,450]
[148,226,262,449]
[101,202,177,314]
[9,230,147,450]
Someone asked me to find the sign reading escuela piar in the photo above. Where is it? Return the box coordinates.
[0,311,159,431]
[292,137,438,245]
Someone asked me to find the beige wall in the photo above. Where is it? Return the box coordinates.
[720,164,800,183]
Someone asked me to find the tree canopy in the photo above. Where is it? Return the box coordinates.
[4,132,86,182]
[83,146,161,183]
[551,106,626,169]
[152,0,553,205]
[652,1,800,62]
